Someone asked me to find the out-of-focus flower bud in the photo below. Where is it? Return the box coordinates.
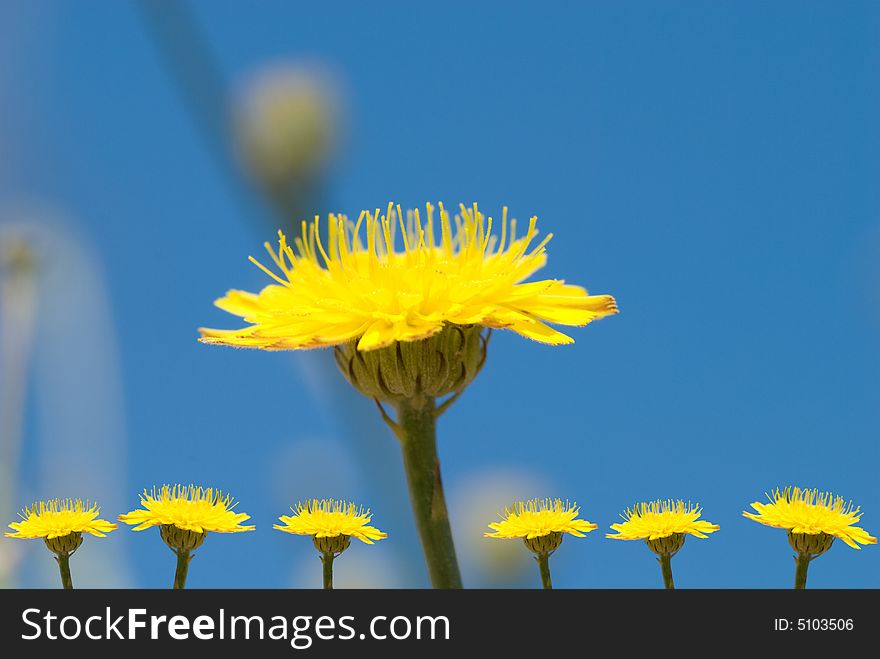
[232,63,341,191]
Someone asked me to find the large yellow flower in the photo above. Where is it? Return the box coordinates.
[485,498,597,540]
[198,202,617,352]
[6,499,117,540]
[743,486,877,549]
[607,500,720,541]
[118,485,255,534]
[274,499,387,544]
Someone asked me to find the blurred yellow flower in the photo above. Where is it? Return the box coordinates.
[274,499,387,544]
[485,498,597,541]
[6,499,117,540]
[744,486,876,549]
[118,484,255,534]
[607,499,720,541]
[199,203,618,352]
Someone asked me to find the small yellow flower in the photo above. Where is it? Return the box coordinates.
[6,499,117,541]
[119,486,253,589]
[607,499,720,542]
[485,498,597,541]
[607,499,717,589]
[486,498,595,588]
[199,203,618,352]
[274,499,387,545]
[6,499,116,589]
[118,485,255,535]
[744,486,877,549]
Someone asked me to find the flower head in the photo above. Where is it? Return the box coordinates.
[199,203,617,352]
[6,499,117,541]
[607,499,720,542]
[743,486,877,549]
[485,498,597,542]
[274,499,387,545]
[118,485,255,535]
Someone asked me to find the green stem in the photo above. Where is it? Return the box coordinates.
[395,398,462,589]
[794,553,811,590]
[322,553,334,590]
[537,554,553,589]
[56,554,73,590]
[659,554,675,590]
[173,550,191,590]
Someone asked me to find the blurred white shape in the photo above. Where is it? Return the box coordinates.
[268,436,360,510]
[0,2,61,586]
[0,538,21,587]
[0,208,132,587]
[449,466,554,588]
[0,230,38,587]
[231,62,342,191]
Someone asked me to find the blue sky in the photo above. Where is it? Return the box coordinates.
[1,1,878,588]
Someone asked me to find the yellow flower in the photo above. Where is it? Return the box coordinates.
[6,499,117,540]
[607,499,720,541]
[199,202,618,352]
[485,498,597,541]
[744,486,877,549]
[274,499,387,544]
[118,485,255,534]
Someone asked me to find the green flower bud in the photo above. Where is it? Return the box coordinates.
[334,324,488,404]
[523,532,564,557]
[160,524,206,554]
[788,531,834,558]
[646,533,686,557]
[44,532,83,557]
[313,534,351,557]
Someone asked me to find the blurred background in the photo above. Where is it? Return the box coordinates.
[1,1,878,588]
